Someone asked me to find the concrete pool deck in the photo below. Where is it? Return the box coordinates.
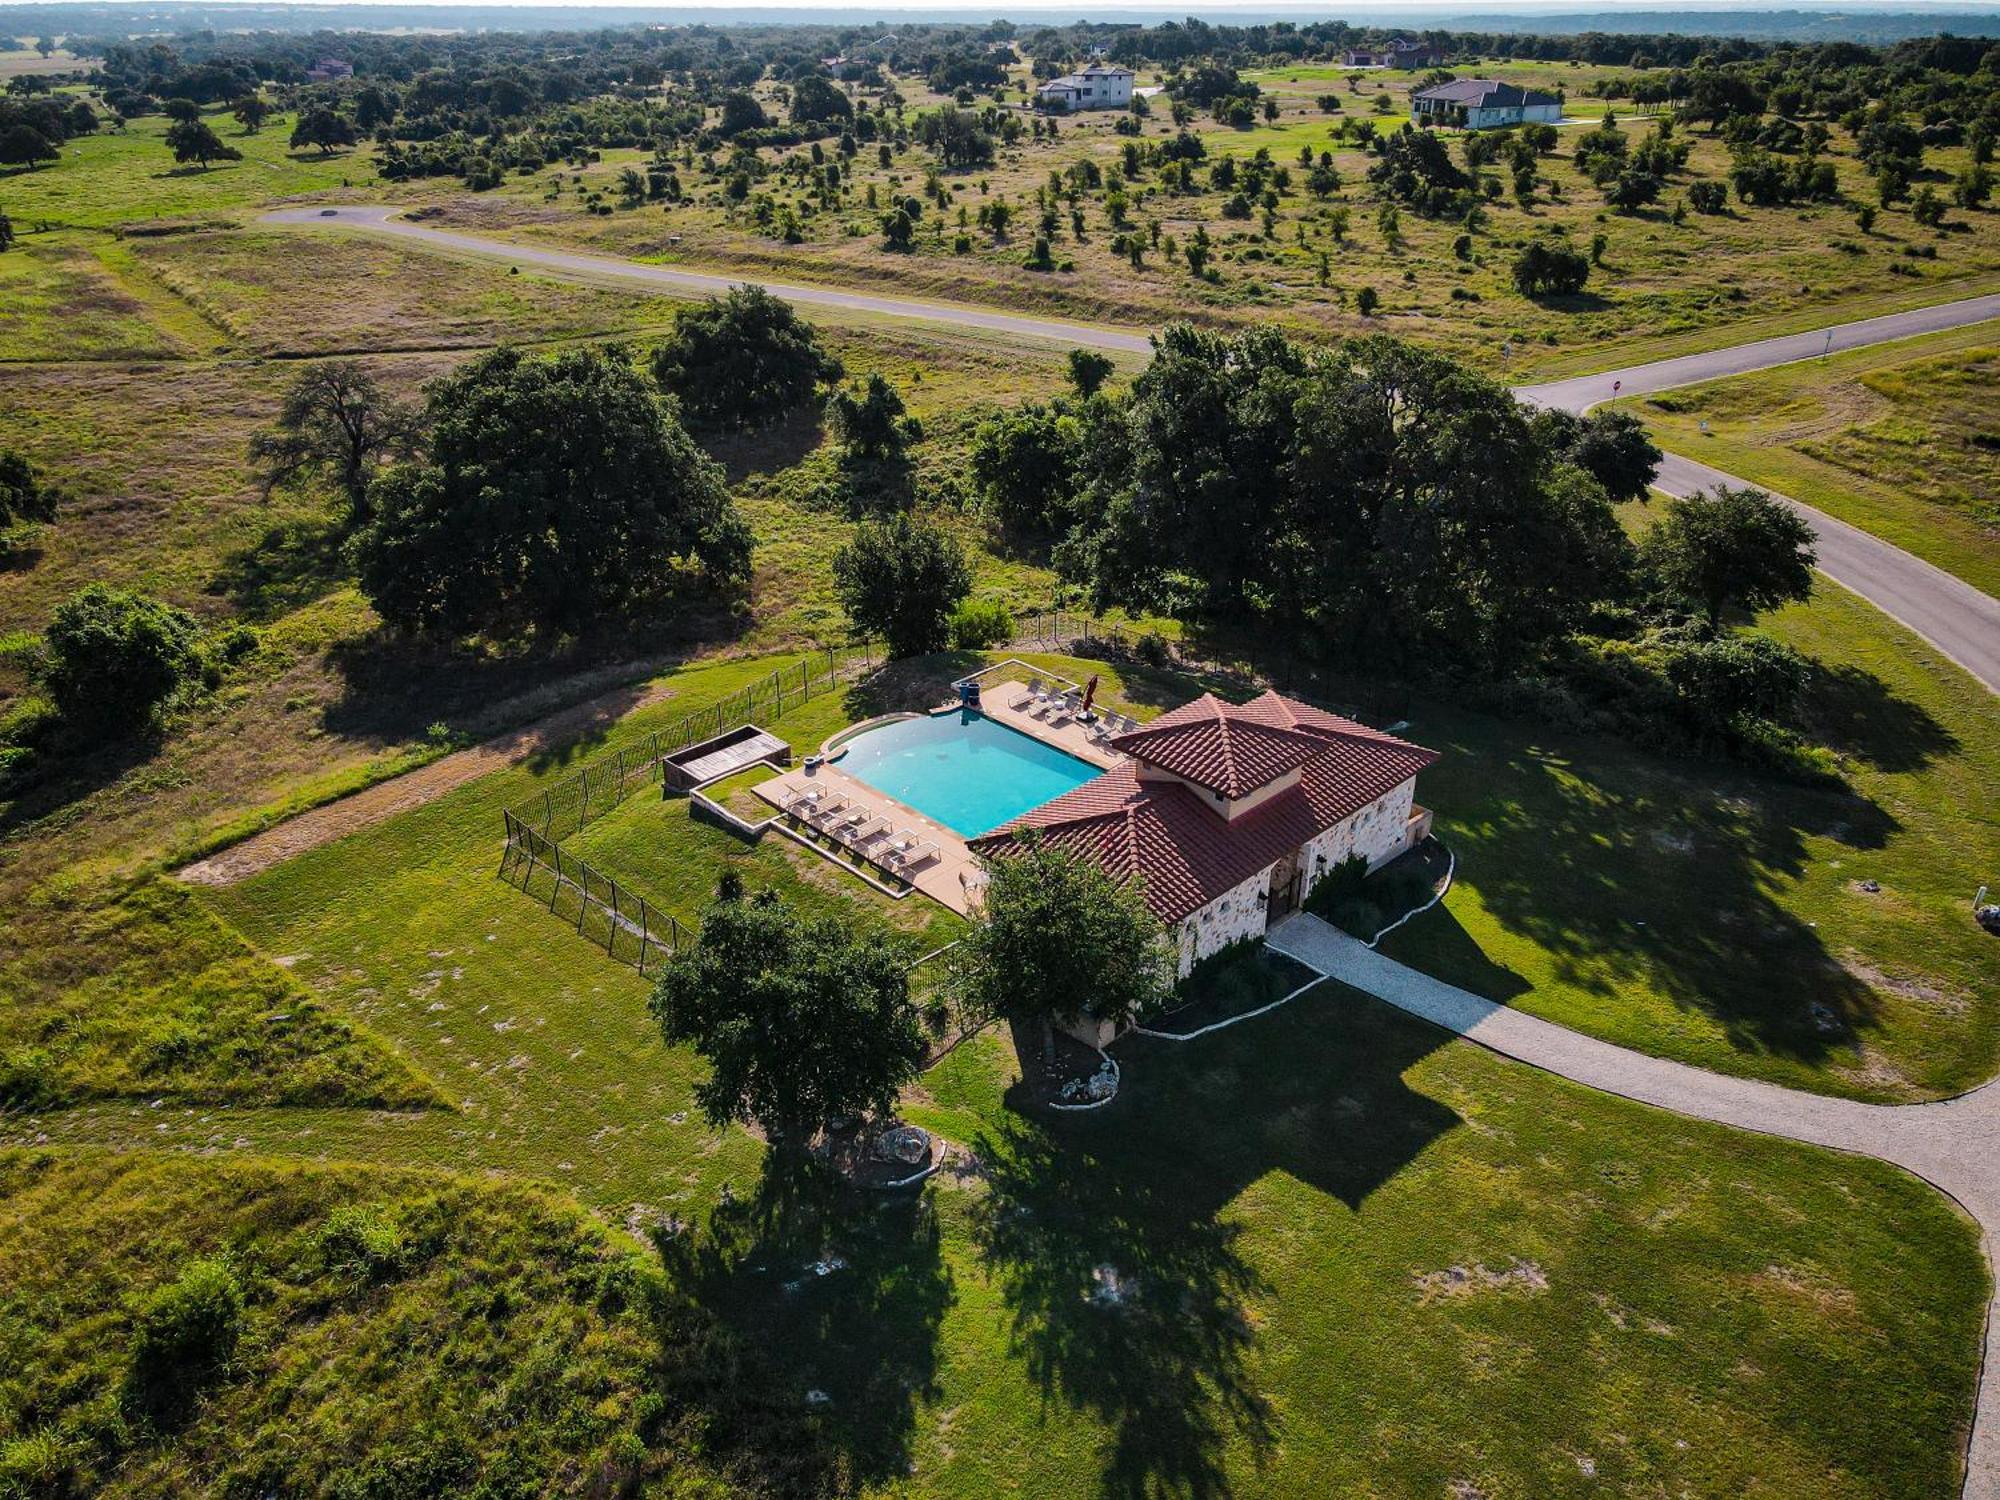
[754,683,1128,916]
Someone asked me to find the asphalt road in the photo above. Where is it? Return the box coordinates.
[267,207,1998,690]
[1513,292,2000,412]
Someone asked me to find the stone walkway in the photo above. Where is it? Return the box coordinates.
[1266,912,2000,1500]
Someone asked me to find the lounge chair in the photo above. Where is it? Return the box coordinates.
[888,840,940,872]
[805,795,850,826]
[841,815,889,847]
[1022,676,1046,709]
[782,785,823,813]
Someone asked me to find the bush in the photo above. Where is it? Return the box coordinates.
[947,597,1014,651]
[315,1204,412,1286]
[1511,238,1590,297]
[40,585,205,736]
[129,1257,245,1397]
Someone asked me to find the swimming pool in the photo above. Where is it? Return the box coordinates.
[833,710,1100,838]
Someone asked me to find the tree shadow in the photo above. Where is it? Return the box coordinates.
[973,992,1459,1496]
[0,730,160,839]
[318,630,689,759]
[208,512,352,622]
[702,405,827,487]
[840,651,985,720]
[1798,661,1959,774]
[1403,714,1895,1062]
[651,1152,953,1495]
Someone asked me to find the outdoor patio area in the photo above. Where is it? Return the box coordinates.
[973,678,1129,772]
[756,761,987,915]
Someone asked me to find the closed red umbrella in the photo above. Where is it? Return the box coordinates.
[1082,674,1099,716]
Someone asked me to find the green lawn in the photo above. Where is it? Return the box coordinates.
[1382,580,1999,1102]
[0,111,358,230]
[6,993,1983,1499]
[0,632,1985,1494]
[1640,323,2000,596]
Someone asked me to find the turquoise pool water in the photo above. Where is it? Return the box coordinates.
[834,710,1100,838]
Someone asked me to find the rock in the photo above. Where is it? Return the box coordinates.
[1808,1001,1843,1035]
[872,1124,931,1165]
[805,1389,832,1407]
[1858,879,1881,894]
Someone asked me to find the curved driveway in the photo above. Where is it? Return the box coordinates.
[266,206,1998,694]
[1268,912,2000,1500]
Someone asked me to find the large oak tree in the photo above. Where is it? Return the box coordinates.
[352,346,750,639]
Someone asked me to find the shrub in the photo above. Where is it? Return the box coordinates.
[315,1204,412,1286]
[40,585,205,736]
[947,597,1014,651]
[129,1257,245,1398]
[1511,238,1590,297]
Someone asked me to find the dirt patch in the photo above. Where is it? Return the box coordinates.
[1754,1262,1859,1317]
[1413,1259,1548,1304]
[176,673,677,886]
[1841,953,1970,1015]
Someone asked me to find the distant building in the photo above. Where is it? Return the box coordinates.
[1035,64,1134,113]
[305,57,353,82]
[1343,39,1443,69]
[1411,78,1562,129]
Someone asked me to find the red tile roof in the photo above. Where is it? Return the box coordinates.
[1104,694,1327,798]
[971,691,1437,924]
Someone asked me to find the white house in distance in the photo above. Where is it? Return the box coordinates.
[970,690,1438,1024]
[1036,64,1135,112]
[1411,78,1562,129]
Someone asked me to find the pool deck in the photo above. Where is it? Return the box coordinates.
[753,682,1127,917]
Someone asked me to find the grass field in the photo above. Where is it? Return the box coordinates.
[1640,324,2000,595]
[2,57,1996,1493]
[1382,577,2000,1102]
[0,1150,717,1498]
[12,69,1993,380]
[7,984,1982,1497]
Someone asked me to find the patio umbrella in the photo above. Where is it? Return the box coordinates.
[1081,674,1099,715]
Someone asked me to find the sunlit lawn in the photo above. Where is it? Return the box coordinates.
[1640,323,2000,595]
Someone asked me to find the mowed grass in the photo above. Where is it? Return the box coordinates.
[125,228,701,356]
[0,234,193,361]
[0,110,359,229]
[1640,323,2000,595]
[16,987,1981,1497]
[889,992,1984,1499]
[1383,580,2000,1102]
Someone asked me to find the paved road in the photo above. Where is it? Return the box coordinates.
[267,207,1998,692]
[261,206,1155,354]
[1652,450,2000,691]
[1513,293,2000,413]
[1267,912,2000,1500]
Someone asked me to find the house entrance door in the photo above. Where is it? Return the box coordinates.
[1267,850,1303,918]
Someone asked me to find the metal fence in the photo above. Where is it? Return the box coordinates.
[507,642,876,843]
[500,809,688,973]
[496,642,877,975]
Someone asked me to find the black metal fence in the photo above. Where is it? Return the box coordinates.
[496,643,877,975]
[500,810,688,972]
[506,642,876,843]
